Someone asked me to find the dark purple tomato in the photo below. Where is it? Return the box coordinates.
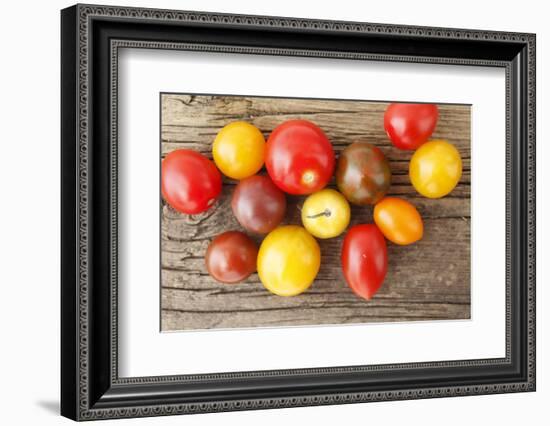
[205,231,258,284]
[336,142,391,205]
[231,175,287,234]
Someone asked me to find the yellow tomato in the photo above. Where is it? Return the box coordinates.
[212,121,265,180]
[409,140,462,198]
[373,197,423,245]
[301,189,350,239]
[257,225,320,296]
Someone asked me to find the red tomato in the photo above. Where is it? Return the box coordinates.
[341,224,388,300]
[384,103,438,150]
[205,231,258,284]
[265,120,335,195]
[162,149,222,214]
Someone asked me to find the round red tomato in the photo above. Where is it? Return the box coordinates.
[162,149,222,214]
[384,103,438,150]
[265,120,335,195]
[341,224,388,300]
[205,231,258,284]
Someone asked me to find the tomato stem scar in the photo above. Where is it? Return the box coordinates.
[301,170,316,185]
[307,208,331,219]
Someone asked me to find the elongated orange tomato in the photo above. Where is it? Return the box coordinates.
[373,197,423,245]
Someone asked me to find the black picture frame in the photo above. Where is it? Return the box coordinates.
[61,4,536,421]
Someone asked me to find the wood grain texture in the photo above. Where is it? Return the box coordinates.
[160,94,471,331]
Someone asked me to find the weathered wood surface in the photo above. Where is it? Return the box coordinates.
[161,94,471,331]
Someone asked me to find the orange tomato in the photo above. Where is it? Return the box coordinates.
[373,197,423,245]
[212,121,265,180]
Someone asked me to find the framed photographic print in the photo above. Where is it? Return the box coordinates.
[61,4,536,421]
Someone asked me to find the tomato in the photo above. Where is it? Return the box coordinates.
[341,224,388,300]
[205,231,258,284]
[384,103,438,150]
[162,149,222,214]
[231,175,287,234]
[409,139,462,198]
[266,120,335,195]
[373,197,423,245]
[257,225,321,296]
[336,142,391,205]
[212,121,265,180]
[301,189,350,239]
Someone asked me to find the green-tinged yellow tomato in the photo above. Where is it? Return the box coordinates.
[409,140,462,198]
[373,197,423,245]
[301,189,350,239]
[257,225,321,296]
[212,121,265,180]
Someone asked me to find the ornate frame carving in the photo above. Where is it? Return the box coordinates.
[61,4,535,420]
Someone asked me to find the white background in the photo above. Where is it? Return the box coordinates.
[119,50,506,377]
[0,0,547,425]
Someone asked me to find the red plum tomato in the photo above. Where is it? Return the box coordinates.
[162,149,222,214]
[265,120,335,195]
[341,224,388,300]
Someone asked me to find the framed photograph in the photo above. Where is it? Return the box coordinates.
[61,4,536,421]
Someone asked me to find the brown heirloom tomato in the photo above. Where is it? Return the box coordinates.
[231,175,287,235]
[373,197,423,245]
[336,142,391,205]
[205,231,258,284]
[341,224,388,300]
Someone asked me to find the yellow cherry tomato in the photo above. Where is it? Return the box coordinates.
[212,121,265,180]
[257,225,320,296]
[301,189,350,239]
[409,139,462,198]
[373,197,423,245]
